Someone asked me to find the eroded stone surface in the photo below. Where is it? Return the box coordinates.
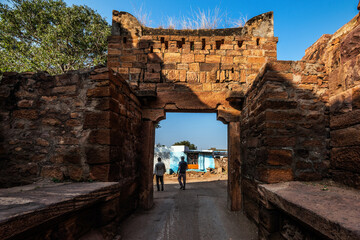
[258,181,360,240]
[0,182,120,240]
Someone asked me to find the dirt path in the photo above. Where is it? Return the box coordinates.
[161,172,228,184]
[118,180,257,240]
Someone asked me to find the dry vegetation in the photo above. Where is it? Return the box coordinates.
[132,5,247,29]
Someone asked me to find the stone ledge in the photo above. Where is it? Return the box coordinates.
[0,182,121,239]
[258,181,360,240]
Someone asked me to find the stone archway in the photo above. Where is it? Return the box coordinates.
[108,10,277,210]
[139,108,242,211]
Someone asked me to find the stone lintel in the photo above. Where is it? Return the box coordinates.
[258,181,360,240]
[142,108,165,122]
[226,91,245,110]
[217,109,240,123]
[0,182,121,239]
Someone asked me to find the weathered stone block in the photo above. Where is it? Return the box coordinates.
[52,85,77,94]
[248,57,266,64]
[86,146,111,164]
[164,53,181,63]
[302,75,319,84]
[42,118,61,126]
[233,56,247,64]
[147,53,163,63]
[66,119,82,127]
[331,147,360,173]
[332,169,360,189]
[17,100,34,108]
[68,165,83,181]
[89,129,111,145]
[258,168,294,183]
[259,206,279,233]
[267,61,292,72]
[84,112,111,129]
[36,138,49,147]
[353,86,360,109]
[295,171,322,181]
[296,161,313,170]
[87,87,111,97]
[221,56,234,64]
[331,125,360,147]
[181,54,194,63]
[244,196,259,224]
[13,110,38,120]
[267,149,292,166]
[120,55,137,62]
[200,63,219,71]
[144,72,161,82]
[330,110,360,129]
[206,55,221,63]
[265,111,303,122]
[90,164,110,181]
[188,63,200,72]
[162,63,176,70]
[89,72,109,80]
[57,137,79,145]
[41,166,64,180]
[176,63,189,70]
[186,72,198,83]
[195,54,205,62]
[165,70,179,81]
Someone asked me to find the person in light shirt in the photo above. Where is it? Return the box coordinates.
[154,157,166,191]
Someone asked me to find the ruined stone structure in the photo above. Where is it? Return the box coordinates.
[108,10,277,210]
[0,6,360,240]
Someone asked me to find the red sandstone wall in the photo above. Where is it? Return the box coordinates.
[108,34,277,90]
[240,60,329,223]
[304,13,360,188]
[0,68,142,193]
[109,11,277,95]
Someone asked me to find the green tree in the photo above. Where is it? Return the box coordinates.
[0,0,110,75]
[173,140,197,150]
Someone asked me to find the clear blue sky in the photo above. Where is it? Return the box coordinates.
[62,0,358,149]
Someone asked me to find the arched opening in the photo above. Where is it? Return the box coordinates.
[139,109,242,211]
[154,112,228,185]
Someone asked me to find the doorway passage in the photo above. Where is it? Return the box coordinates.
[119,181,257,240]
[154,113,228,180]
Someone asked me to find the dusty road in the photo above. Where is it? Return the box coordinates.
[118,180,257,240]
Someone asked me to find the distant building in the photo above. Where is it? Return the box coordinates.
[154,145,227,174]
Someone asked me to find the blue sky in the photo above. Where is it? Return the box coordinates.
[62,0,358,149]
[156,113,227,150]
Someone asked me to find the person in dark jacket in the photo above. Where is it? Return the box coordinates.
[177,156,188,190]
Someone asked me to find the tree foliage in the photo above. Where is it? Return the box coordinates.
[0,0,111,75]
[173,140,197,150]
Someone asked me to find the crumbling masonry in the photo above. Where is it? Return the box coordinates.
[0,7,360,240]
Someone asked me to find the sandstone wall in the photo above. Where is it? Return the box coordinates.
[109,12,277,92]
[304,13,360,188]
[240,60,329,223]
[107,11,277,122]
[0,67,142,202]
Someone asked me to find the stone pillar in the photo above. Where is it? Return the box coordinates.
[139,120,155,209]
[228,121,242,211]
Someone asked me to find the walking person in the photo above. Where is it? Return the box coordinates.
[177,156,188,190]
[154,157,166,191]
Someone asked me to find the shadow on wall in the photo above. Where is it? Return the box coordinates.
[241,62,330,184]
[240,60,331,223]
